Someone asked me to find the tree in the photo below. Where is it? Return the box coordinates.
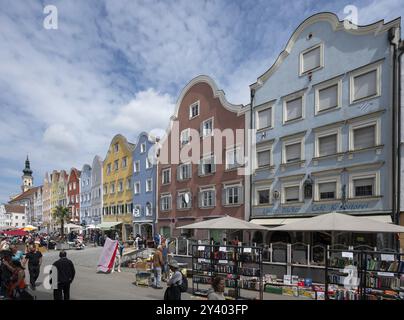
[52,206,70,239]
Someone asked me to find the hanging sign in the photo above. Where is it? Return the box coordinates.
[243,248,252,253]
[377,272,394,277]
[219,247,227,252]
[198,246,205,251]
[342,252,353,259]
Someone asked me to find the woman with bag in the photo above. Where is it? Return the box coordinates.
[164,260,182,300]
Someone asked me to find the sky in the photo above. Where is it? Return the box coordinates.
[0,0,403,202]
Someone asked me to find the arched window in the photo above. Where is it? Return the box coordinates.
[145,202,152,216]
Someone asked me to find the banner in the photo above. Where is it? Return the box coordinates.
[97,237,118,273]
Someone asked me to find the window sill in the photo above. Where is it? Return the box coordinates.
[161,182,171,186]
[312,199,341,203]
[177,208,192,211]
[199,206,216,209]
[313,153,344,161]
[177,178,191,182]
[281,202,304,206]
[199,173,215,178]
[315,106,340,116]
[348,145,384,155]
[253,204,273,208]
[223,203,242,207]
[257,126,273,133]
[225,166,242,172]
[255,165,275,172]
[280,160,305,168]
[350,93,381,105]
[347,196,382,201]
[283,117,304,126]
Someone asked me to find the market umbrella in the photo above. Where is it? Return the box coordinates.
[178,215,271,243]
[270,211,404,246]
[3,229,28,237]
[23,225,37,231]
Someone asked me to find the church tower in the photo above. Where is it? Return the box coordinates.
[22,155,33,192]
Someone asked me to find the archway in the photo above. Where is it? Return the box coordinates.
[268,231,291,244]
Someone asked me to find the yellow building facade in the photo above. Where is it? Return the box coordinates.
[102,134,135,240]
[50,171,60,230]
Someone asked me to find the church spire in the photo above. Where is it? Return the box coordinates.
[23,155,33,176]
[22,155,33,192]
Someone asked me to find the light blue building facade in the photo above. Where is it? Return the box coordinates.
[80,164,92,225]
[249,13,401,248]
[132,132,158,239]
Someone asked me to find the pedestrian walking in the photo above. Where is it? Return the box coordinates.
[23,245,42,290]
[153,245,164,289]
[52,251,75,300]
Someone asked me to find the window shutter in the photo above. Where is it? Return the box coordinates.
[238,186,244,204]
[319,182,336,197]
[188,192,192,208]
[285,186,299,201]
[286,98,302,121]
[211,156,216,173]
[354,126,375,149]
[200,122,203,137]
[177,195,181,209]
[319,135,337,156]
[285,143,301,162]
[258,109,271,129]
[198,161,203,176]
[177,166,181,181]
[222,188,227,205]
[354,178,374,188]
[319,85,338,110]
[354,70,377,100]
[303,47,320,72]
[198,192,202,208]
[212,190,216,207]
[257,150,270,167]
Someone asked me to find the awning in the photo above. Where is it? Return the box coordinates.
[250,215,392,228]
[97,222,122,230]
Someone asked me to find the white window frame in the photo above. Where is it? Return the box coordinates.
[134,205,141,217]
[140,143,146,153]
[134,161,140,173]
[199,187,216,208]
[177,191,192,209]
[314,77,342,114]
[226,145,243,170]
[281,181,303,204]
[146,179,152,193]
[349,61,382,104]
[201,117,214,138]
[282,136,305,164]
[180,128,191,146]
[314,176,341,201]
[122,157,127,169]
[283,91,305,124]
[349,171,380,199]
[299,43,324,76]
[223,183,243,206]
[162,168,171,185]
[314,126,342,158]
[126,178,132,190]
[189,101,200,119]
[178,163,191,181]
[348,117,381,152]
[256,142,273,169]
[255,102,274,131]
[199,155,216,176]
[145,203,153,216]
[160,194,172,211]
[134,181,141,195]
[146,157,152,169]
[254,186,272,206]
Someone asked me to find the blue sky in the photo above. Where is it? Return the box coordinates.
[0,0,403,202]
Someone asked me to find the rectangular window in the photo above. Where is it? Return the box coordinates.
[178,164,191,181]
[146,179,152,192]
[226,147,242,170]
[126,178,132,190]
[285,186,300,203]
[189,101,199,119]
[257,150,271,168]
[140,143,146,153]
[224,186,242,205]
[145,203,152,216]
[107,163,111,174]
[134,182,140,194]
[162,168,171,184]
[200,190,215,208]
[301,45,322,74]
[114,160,119,171]
[257,108,272,130]
[319,182,336,200]
[104,185,108,195]
[178,192,192,209]
[134,161,140,173]
[146,157,152,169]
[257,189,270,205]
[114,143,119,153]
[180,129,190,146]
[201,118,213,137]
[285,142,301,163]
[161,195,172,211]
[110,184,115,194]
[118,181,123,193]
[285,97,303,122]
[353,70,377,101]
[319,134,337,157]
[199,156,215,176]
[122,157,127,168]
[318,84,338,112]
[354,178,374,197]
[353,125,375,150]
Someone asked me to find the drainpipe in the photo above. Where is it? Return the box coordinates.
[249,88,255,225]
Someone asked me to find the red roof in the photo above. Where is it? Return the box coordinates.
[4,204,26,214]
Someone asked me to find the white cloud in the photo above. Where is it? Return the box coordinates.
[43,124,78,152]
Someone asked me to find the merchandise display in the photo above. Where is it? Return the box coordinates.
[191,244,263,300]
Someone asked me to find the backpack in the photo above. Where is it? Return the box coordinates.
[179,272,188,293]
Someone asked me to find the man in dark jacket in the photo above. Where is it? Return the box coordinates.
[52,250,75,300]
